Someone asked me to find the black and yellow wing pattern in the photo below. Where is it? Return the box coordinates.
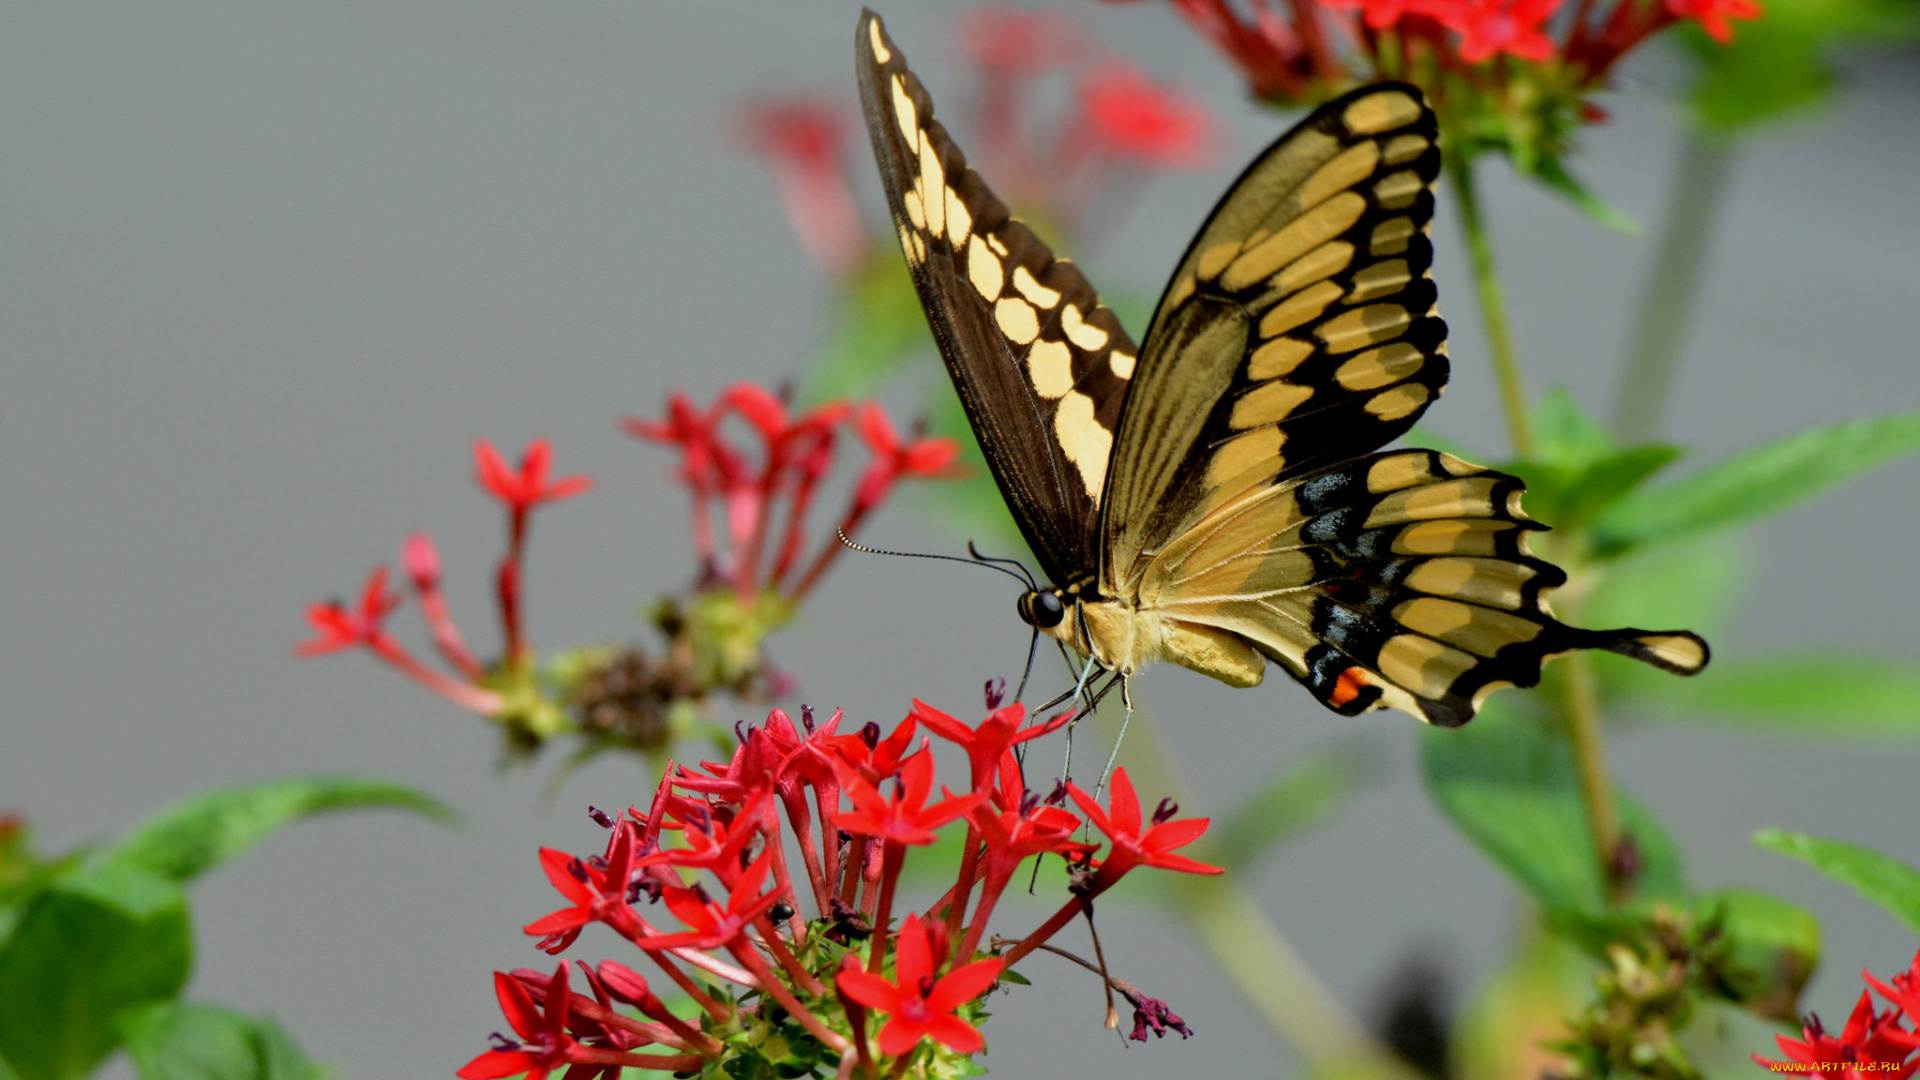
[856,10,1707,728]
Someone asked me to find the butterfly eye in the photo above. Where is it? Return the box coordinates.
[1019,590,1065,629]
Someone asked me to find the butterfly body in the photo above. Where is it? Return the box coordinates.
[857,11,1708,727]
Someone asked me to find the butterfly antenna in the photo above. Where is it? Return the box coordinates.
[835,530,1034,588]
[965,541,1038,591]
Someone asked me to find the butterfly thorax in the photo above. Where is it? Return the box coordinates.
[1018,580,1268,688]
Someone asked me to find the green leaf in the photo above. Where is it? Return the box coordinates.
[120,1002,319,1080]
[1683,0,1920,133]
[800,258,932,404]
[1628,653,1920,738]
[1531,388,1615,469]
[0,863,192,1080]
[99,776,455,884]
[1754,829,1920,936]
[1593,410,1920,557]
[1507,445,1683,534]
[1203,737,1384,871]
[1422,705,1685,913]
[1528,155,1640,235]
[1698,888,1821,1023]
[1583,535,1751,640]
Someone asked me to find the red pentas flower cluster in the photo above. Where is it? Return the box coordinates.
[297,386,956,754]
[1128,0,1759,101]
[1754,949,1920,1079]
[1118,0,1758,190]
[463,692,1223,1079]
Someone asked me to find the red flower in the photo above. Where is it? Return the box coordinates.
[961,6,1083,73]
[296,566,401,656]
[622,391,728,494]
[1067,768,1222,888]
[1130,0,1324,103]
[1663,0,1761,41]
[633,791,768,879]
[523,820,642,952]
[740,100,868,277]
[458,965,578,1080]
[834,752,985,847]
[632,848,783,952]
[1865,949,1920,1019]
[828,713,926,787]
[1753,989,1920,1080]
[910,699,1072,792]
[474,437,593,514]
[851,404,960,513]
[836,913,1003,1056]
[1078,61,1215,168]
[1443,0,1564,62]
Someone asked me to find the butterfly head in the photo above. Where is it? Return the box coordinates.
[1016,589,1065,630]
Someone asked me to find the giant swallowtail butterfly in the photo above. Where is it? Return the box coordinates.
[856,11,1708,727]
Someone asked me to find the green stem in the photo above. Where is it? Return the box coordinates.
[1560,648,1625,905]
[1610,131,1737,443]
[1448,154,1535,460]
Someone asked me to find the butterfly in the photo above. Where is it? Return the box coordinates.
[854,10,1708,727]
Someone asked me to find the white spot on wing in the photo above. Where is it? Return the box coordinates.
[1053,390,1112,502]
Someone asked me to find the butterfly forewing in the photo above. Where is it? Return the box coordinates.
[1104,84,1448,591]
[857,11,1137,587]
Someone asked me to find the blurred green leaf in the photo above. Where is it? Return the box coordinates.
[1592,410,1920,557]
[1683,0,1920,132]
[120,1002,319,1080]
[1627,653,1920,737]
[1699,888,1820,1023]
[1584,536,1751,639]
[800,259,931,404]
[1510,446,1683,534]
[0,863,192,1080]
[1422,705,1685,913]
[1453,932,1594,1080]
[100,776,455,885]
[1754,829,1920,936]
[1532,388,1616,469]
[1530,155,1640,235]
[1203,737,1384,871]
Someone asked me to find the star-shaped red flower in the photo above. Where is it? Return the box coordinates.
[631,848,783,952]
[1753,988,1920,1080]
[458,965,579,1080]
[474,437,593,514]
[834,751,984,847]
[1067,768,1222,890]
[836,913,1003,1057]
[523,820,642,952]
[296,566,402,656]
[911,699,1072,793]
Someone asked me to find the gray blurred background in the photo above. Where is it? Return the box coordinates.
[3,2,1917,1077]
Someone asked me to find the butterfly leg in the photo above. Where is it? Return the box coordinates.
[1058,653,1101,784]
[1093,673,1134,798]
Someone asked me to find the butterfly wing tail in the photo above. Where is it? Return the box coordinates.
[1578,628,1711,676]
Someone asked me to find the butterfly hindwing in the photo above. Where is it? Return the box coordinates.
[1138,449,1708,726]
[857,11,1136,587]
[1104,83,1448,591]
